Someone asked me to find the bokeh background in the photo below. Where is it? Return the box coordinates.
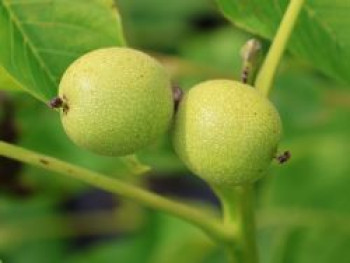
[1,0,350,262]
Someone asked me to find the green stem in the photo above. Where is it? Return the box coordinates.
[255,0,306,96]
[216,187,239,263]
[0,141,233,243]
[236,185,258,263]
[214,185,258,263]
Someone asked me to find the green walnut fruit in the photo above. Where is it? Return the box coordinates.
[58,47,174,156]
[173,80,282,186]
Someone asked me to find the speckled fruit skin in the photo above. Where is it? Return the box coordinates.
[59,47,174,156]
[173,80,282,186]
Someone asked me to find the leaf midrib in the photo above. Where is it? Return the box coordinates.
[1,0,58,92]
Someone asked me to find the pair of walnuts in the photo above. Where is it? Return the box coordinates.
[57,47,282,187]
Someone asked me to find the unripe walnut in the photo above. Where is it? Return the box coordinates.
[58,47,174,156]
[173,80,282,186]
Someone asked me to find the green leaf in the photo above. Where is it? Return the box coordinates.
[0,0,126,103]
[216,0,350,85]
[0,65,22,90]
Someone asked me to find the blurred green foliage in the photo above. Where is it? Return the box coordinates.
[0,0,349,262]
[217,0,350,85]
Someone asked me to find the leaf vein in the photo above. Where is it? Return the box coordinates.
[37,48,80,57]
[304,3,344,48]
[1,0,58,93]
[21,20,94,32]
[8,0,52,6]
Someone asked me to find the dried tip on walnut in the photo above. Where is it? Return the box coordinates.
[48,97,63,109]
[275,150,291,164]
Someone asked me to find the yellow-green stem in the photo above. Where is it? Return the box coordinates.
[214,185,258,263]
[235,185,258,263]
[255,0,306,96]
[0,141,233,243]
